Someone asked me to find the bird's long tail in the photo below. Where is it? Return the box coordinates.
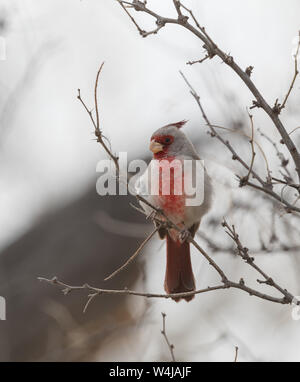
[164,233,195,302]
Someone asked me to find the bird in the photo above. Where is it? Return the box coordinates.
[135,120,212,302]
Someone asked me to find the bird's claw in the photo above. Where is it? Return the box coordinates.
[146,210,157,220]
[179,229,190,243]
[146,208,163,221]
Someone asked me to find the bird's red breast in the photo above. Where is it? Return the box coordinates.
[156,156,186,241]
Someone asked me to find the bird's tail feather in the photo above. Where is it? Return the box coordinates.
[164,233,195,302]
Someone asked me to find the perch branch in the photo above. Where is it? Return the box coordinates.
[38,275,294,306]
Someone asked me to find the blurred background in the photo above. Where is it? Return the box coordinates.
[0,0,300,361]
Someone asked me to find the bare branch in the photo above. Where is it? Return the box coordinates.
[222,219,294,303]
[38,274,294,306]
[234,346,239,362]
[239,111,256,186]
[161,312,176,362]
[38,276,226,299]
[77,64,120,175]
[186,54,209,65]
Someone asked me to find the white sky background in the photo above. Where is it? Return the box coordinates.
[0,0,300,361]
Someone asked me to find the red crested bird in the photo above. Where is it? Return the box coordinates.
[136,121,212,302]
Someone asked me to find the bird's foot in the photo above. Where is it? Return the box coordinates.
[179,229,190,244]
[146,210,156,220]
[146,208,163,221]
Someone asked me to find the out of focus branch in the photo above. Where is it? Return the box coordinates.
[243,111,256,184]
[197,231,300,255]
[258,128,292,180]
[211,124,272,180]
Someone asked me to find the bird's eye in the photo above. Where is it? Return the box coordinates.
[164,137,171,144]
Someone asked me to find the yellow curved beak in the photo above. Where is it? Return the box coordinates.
[149,140,164,153]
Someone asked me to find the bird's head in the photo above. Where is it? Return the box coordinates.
[149,120,189,159]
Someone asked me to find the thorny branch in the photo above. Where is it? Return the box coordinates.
[117,0,300,183]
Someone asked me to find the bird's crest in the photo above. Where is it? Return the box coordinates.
[164,120,188,129]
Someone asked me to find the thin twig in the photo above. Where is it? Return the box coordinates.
[280,31,300,111]
[258,128,292,180]
[104,225,160,281]
[77,66,120,175]
[161,312,176,362]
[241,111,256,185]
[186,54,209,65]
[234,346,239,362]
